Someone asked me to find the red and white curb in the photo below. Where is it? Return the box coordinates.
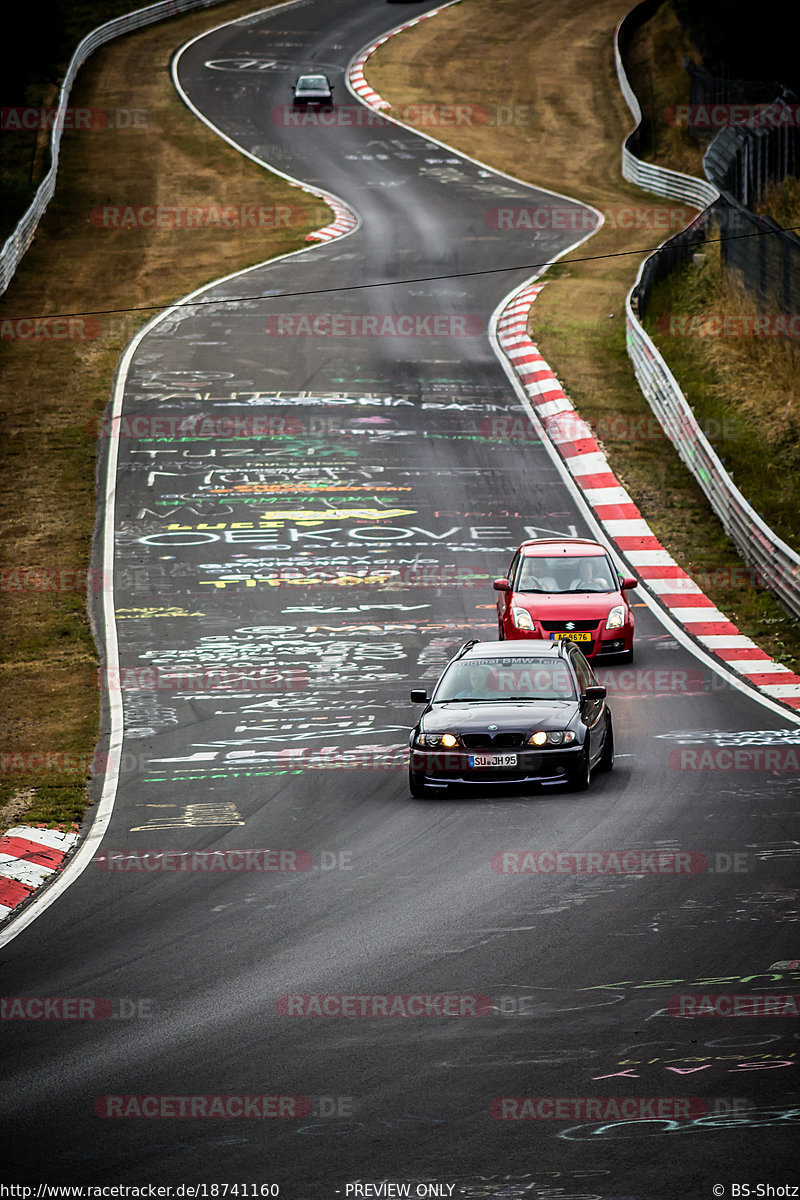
[347,2,462,113]
[0,825,80,916]
[348,57,392,112]
[497,283,800,713]
[304,191,358,243]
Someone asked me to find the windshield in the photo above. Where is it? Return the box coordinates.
[516,554,616,594]
[298,76,329,89]
[435,657,576,702]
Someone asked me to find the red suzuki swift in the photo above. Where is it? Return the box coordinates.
[494,538,638,662]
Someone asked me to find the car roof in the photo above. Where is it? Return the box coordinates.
[460,639,570,661]
[519,538,606,558]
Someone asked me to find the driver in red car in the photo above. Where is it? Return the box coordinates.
[569,559,610,591]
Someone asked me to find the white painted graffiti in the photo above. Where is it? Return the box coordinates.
[655,729,800,746]
[558,1105,800,1140]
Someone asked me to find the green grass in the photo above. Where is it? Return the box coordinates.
[646,239,800,550]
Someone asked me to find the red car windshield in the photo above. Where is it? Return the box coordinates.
[516,554,616,594]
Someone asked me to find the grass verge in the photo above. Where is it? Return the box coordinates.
[0,0,332,833]
[645,239,800,551]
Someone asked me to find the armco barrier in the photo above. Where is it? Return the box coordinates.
[615,2,800,622]
[614,2,719,210]
[0,0,230,298]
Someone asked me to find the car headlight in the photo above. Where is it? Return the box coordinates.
[512,606,535,631]
[416,732,458,748]
[606,605,625,630]
[527,730,576,746]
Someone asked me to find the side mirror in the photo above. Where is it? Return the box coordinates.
[493,578,510,592]
[621,576,638,590]
[583,685,607,702]
[410,690,429,703]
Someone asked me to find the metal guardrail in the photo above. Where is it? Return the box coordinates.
[614,8,720,209]
[0,0,227,298]
[614,3,800,621]
[703,96,800,316]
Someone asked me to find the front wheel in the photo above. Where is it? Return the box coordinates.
[598,716,614,772]
[566,747,591,792]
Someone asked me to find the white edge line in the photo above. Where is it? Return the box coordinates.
[0,0,367,950]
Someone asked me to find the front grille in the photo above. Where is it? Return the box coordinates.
[461,732,527,750]
[540,620,599,632]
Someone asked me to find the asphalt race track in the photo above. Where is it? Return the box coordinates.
[2,0,800,1193]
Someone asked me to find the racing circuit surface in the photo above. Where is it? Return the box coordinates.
[1,0,799,1193]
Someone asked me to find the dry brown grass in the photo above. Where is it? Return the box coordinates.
[755,175,800,228]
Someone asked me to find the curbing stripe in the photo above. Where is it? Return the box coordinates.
[0,878,34,911]
[346,2,464,120]
[304,194,358,243]
[0,826,79,910]
[0,837,69,871]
